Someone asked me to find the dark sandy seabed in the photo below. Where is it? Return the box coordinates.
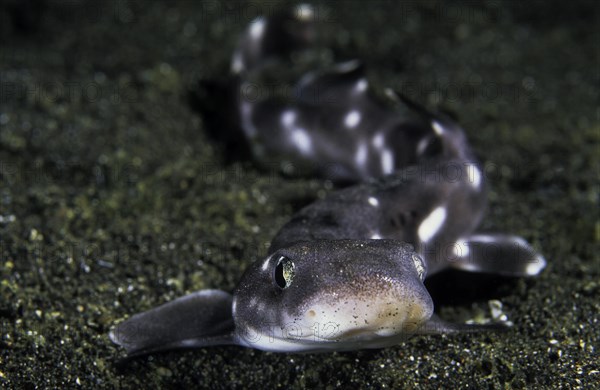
[0,0,598,388]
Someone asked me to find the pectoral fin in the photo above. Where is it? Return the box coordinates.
[109,289,236,357]
[447,234,546,277]
[416,314,510,334]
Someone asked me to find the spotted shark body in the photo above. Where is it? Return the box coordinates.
[110,4,546,357]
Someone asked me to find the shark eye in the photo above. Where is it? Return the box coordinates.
[412,254,426,281]
[274,256,295,289]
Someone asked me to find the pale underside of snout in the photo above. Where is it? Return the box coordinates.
[237,285,434,352]
[297,293,433,339]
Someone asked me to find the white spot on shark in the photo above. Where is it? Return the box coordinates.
[368,197,379,207]
[355,142,368,167]
[526,255,547,276]
[334,59,361,73]
[417,137,429,156]
[453,238,470,258]
[344,110,361,128]
[381,149,394,174]
[231,51,244,74]
[372,132,385,149]
[418,206,447,243]
[292,128,313,155]
[281,110,297,127]
[466,163,482,188]
[355,78,368,93]
[432,120,445,136]
[294,4,314,20]
[250,18,266,39]
[240,101,257,137]
[370,233,382,239]
[261,257,271,271]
